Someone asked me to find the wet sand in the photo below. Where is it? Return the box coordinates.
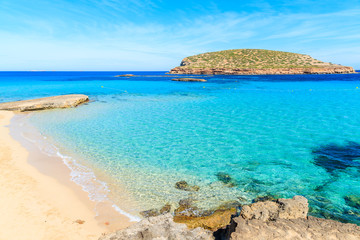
[0,110,132,240]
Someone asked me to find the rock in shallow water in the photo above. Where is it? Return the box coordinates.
[312,141,360,175]
[173,198,237,231]
[99,213,214,240]
[215,172,238,187]
[0,94,89,112]
[175,181,200,192]
[345,195,360,209]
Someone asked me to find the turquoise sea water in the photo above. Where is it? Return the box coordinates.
[1,71,360,224]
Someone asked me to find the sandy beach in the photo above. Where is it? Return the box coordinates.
[0,110,131,240]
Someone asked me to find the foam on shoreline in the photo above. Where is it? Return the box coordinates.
[4,113,139,239]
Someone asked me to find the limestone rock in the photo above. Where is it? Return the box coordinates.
[174,208,236,231]
[140,209,160,218]
[99,214,214,240]
[171,78,207,82]
[227,195,360,240]
[240,195,308,221]
[277,195,309,220]
[0,94,89,112]
[230,216,360,240]
[173,198,236,231]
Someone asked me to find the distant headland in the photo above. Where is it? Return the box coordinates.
[169,49,355,75]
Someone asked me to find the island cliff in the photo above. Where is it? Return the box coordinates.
[169,49,355,75]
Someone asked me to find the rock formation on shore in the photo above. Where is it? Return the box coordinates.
[169,49,355,75]
[0,94,89,112]
[100,196,360,240]
[99,214,214,240]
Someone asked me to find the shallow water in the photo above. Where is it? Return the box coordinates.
[1,71,360,224]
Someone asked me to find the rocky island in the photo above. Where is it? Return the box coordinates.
[169,49,355,75]
[0,94,89,112]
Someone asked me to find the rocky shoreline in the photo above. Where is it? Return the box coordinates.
[100,196,360,240]
[168,66,356,75]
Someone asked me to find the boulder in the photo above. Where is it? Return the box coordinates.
[173,198,236,231]
[0,94,89,112]
[99,213,214,240]
[241,195,308,221]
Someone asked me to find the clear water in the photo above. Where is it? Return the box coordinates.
[1,71,360,224]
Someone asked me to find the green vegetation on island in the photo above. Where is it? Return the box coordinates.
[180,49,335,69]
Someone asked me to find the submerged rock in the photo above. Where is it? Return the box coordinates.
[99,213,214,240]
[175,181,200,192]
[160,204,172,214]
[252,195,277,203]
[312,141,360,175]
[345,195,360,209]
[140,209,160,218]
[215,172,238,187]
[140,204,173,218]
[0,94,89,112]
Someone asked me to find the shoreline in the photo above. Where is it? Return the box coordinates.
[0,110,133,239]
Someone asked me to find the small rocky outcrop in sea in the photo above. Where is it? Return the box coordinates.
[99,213,214,240]
[171,78,207,82]
[115,74,135,77]
[175,181,200,192]
[0,94,89,112]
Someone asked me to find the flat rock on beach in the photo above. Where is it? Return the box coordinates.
[0,94,89,112]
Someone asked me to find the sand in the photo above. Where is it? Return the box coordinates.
[0,110,131,240]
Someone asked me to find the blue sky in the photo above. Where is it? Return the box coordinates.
[0,0,359,70]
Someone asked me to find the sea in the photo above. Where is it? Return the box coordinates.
[1,71,360,224]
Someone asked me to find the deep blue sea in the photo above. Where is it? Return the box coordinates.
[2,71,360,224]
